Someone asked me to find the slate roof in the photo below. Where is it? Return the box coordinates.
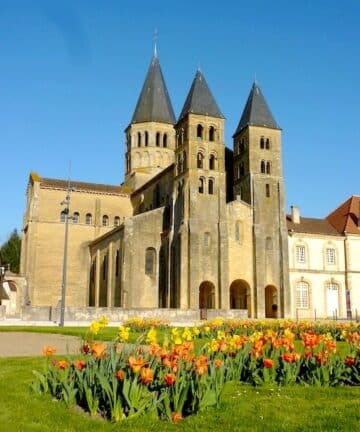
[234,82,279,136]
[326,196,360,235]
[131,54,176,125]
[286,216,340,236]
[39,177,130,195]
[178,70,224,121]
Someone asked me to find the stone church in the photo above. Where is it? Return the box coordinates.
[19,51,360,321]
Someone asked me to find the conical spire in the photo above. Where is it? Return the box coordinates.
[178,70,224,121]
[131,54,176,125]
[234,82,279,135]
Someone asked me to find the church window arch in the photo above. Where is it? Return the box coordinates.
[102,215,109,226]
[209,154,216,170]
[145,131,149,147]
[163,133,168,148]
[137,132,141,147]
[197,152,204,169]
[145,247,156,276]
[114,216,120,226]
[85,213,92,225]
[209,126,215,141]
[266,161,271,174]
[199,177,204,194]
[156,132,160,147]
[260,136,265,149]
[196,124,203,140]
[266,138,270,149]
[261,160,266,173]
[265,183,270,197]
[73,212,80,223]
[208,178,214,194]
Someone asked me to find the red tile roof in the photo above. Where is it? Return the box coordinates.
[286,216,339,236]
[326,196,360,235]
[40,177,130,195]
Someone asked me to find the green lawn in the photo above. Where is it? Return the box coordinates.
[0,356,359,432]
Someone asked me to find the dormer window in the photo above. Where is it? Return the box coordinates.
[197,124,203,140]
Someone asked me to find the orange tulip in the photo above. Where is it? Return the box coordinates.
[345,356,356,367]
[91,342,106,359]
[43,346,56,356]
[164,372,176,386]
[115,369,125,381]
[58,359,69,369]
[129,356,147,373]
[74,359,86,370]
[214,359,223,368]
[171,412,183,422]
[263,358,274,368]
[140,367,154,385]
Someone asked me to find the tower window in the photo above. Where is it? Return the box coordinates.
[85,213,92,225]
[137,132,141,147]
[145,131,149,147]
[208,178,214,194]
[209,154,215,170]
[260,137,265,149]
[197,152,204,169]
[196,124,203,140]
[73,212,80,223]
[266,138,270,149]
[102,215,109,226]
[114,216,120,226]
[199,178,204,194]
[209,126,215,141]
[145,247,156,276]
[261,160,266,173]
[156,132,160,147]
[163,133,167,148]
[265,183,270,197]
[266,161,271,174]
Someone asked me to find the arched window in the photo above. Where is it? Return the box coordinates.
[85,213,92,225]
[266,161,271,174]
[261,160,266,173]
[60,210,67,222]
[266,138,270,149]
[199,178,204,194]
[137,132,141,147]
[102,215,109,226]
[208,178,214,195]
[209,154,215,170]
[260,137,265,149]
[145,247,156,276]
[197,152,203,168]
[196,124,203,140]
[156,132,160,147]
[163,133,167,148]
[145,131,149,147]
[73,212,80,223]
[209,126,215,141]
[296,281,309,309]
[114,216,120,226]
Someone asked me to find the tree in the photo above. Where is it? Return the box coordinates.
[0,229,21,273]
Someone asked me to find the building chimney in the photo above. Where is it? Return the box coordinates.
[291,206,300,224]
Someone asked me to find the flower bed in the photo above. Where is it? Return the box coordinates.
[33,318,360,423]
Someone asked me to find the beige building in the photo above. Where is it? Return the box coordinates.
[19,52,360,320]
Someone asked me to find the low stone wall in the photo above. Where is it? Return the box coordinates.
[21,306,248,323]
[0,305,6,320]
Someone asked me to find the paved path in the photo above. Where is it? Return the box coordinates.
[0,332,82,357]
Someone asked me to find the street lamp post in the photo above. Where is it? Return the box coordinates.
[59,184,72,327]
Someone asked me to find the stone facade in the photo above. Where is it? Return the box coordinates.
[18,53,360,321]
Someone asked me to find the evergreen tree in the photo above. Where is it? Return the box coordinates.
[0,229,21,273]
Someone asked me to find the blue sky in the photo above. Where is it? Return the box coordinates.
[1,0,359,245]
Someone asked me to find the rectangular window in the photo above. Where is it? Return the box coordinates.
[296,281,309,308]
[265,183,270,197]
[296,246,305,263]
[326,248,336,265]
